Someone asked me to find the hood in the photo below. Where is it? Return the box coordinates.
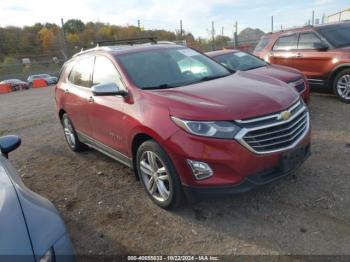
[249,64,303,83]
[0,163,35,260]
[0,157,66,258]
[147,71,299,121]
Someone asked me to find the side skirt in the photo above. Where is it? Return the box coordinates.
[77,131,133,169]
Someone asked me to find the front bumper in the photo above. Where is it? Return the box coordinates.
[165,125,311,189]
[183,143,310,200]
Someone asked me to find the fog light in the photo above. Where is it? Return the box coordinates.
[187,160,213,180]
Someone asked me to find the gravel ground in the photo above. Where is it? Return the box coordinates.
[0,87,350,256]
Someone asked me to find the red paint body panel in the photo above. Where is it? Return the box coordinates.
[165,128,311,187]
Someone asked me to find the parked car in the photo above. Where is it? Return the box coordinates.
[0,79,29,91]
[0,135,75,262]
[27,74,58,87]
[206,49,310,104]
[254,21,350,103]
[56,40,311,209]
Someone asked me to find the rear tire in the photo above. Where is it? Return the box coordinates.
[333,69,350,103]
[61,114,86,152]
[136,140,183,209]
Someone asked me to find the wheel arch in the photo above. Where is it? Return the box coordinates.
[327,64,350,87]
[131,133,155,180]
[58,109,66,121]
[130,127,175,180]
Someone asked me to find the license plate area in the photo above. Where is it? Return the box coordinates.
[281,146,307,173]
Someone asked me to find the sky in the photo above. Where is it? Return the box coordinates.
[1,0,349,37]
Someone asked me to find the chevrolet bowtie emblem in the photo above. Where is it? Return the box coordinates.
[280,111,291,121]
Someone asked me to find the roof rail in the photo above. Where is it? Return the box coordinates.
[266,24,315,35]
[72,46,111,57]
[97,37,158,46]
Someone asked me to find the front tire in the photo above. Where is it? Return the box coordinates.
[136,140,183,209]
[61,114,86,152]
[333,69,350,103]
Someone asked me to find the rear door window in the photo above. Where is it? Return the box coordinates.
[68,57,94,88]
[273,34,298,51]
[298,33,323,49]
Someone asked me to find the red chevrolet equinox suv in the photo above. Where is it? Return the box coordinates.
[56,39,311,209]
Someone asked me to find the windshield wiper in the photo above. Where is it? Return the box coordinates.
[200,74,230,81]
[337,43,350,48]
[142,84,176,90]
[186,74,230,86]
[245,65,267,71]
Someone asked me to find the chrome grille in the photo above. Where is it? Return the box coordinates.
[235,100,310,154]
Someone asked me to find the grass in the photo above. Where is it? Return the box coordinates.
[0,130,8,136]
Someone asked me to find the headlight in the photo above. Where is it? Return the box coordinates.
[171,116,241,139]
[40,248,54,262]
[289,79,306,94]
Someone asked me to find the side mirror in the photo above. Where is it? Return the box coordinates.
[91,82,127,97]
[52,78,58,85]
[314,42,329,51]
[0,135,21,158]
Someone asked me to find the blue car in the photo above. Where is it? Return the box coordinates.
[0,135,75,262]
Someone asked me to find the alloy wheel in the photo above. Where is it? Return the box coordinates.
[139,151,172,202]
[336,74,350,100]
[63,117,76,148]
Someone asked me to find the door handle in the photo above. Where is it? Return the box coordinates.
[88,96,94,103]
[295,53,303,58]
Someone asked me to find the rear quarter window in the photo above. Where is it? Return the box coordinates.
[254,37,271,52]
[58,62,72,82]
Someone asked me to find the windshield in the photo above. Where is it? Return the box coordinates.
[117,47,231,89]
[213,51,267,71]
[317,24,350,48]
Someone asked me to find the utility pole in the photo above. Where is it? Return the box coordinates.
[137,19,141,31]
[221,26,224,36]
[312,10,315,25]
[180,20,183,39]
[234,21,238,48]
[271,16,274,33]
[211,21,215,51]
[60,18,69,59]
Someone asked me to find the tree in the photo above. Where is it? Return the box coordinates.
[38,27,55,50]
[67,33,80,44]
[63,19,85,34]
